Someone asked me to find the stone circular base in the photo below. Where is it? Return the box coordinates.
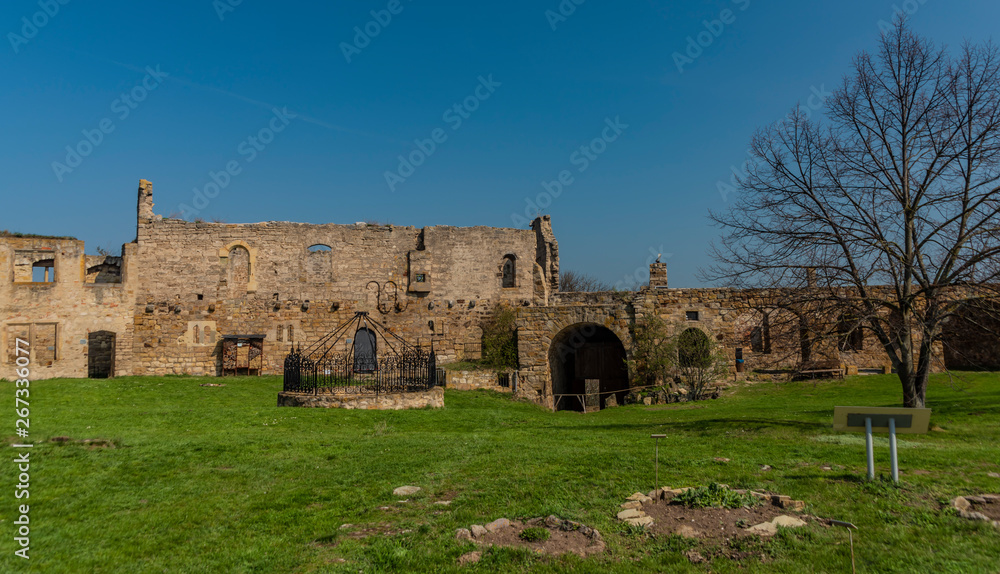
[277,387,444,410]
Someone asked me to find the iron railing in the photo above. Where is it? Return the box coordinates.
[283,348,436,395]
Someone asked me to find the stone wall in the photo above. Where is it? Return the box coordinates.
[130,180,552,375]
[444,369,513,392]
[276,387,444,410]
[0,237,136,379]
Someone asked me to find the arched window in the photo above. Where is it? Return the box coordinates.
[501,255,516,288]
[227,246,250,296]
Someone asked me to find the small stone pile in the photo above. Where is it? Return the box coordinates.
[951,495,1000,528]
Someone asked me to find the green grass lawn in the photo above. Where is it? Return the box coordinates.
[2,372,999,573]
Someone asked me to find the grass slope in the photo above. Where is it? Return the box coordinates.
[2,372,999,573]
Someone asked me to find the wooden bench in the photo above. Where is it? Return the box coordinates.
[796,367,844,379]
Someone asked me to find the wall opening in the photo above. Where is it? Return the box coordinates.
[88,331,116,378]
[501,255,516,288]
[750,313,772,354]
[548,323,628,411]
[32,259,56,283]
[837,314,864,351]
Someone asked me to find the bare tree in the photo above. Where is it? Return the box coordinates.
[706,20,1000,408]
[559,270,611,292]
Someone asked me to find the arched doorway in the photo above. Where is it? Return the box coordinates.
[549,323,628,411]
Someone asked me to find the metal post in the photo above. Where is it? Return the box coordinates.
[889,417,898,483]
[865,417,874,480]
[849,529,856,574]
[651,434,666,492]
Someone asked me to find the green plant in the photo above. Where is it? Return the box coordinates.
[674,483,763,509]
[480,304,518,371]
[676,327,730,400]
[626,315,675,387]
[518,527,550,542]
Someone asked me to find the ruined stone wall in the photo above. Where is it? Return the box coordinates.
[130,181,546,375]
[0,237,136,379]
[516,281,947,409]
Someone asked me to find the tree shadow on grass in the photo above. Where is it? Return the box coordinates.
[565,418,829,433]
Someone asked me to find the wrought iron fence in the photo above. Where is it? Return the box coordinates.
[283,349,437,395]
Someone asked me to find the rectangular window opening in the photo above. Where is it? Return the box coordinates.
[32,260,56,283]
[686,311,700,321]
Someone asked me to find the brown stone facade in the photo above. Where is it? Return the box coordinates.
[1,179,992,411]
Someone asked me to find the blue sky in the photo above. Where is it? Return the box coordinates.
[2,0,997,287]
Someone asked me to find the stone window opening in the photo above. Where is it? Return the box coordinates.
[308,244,332,253]
[415,273,426,283]
[194,328,202,344]
[838,315,864,352]
[686,311,700,321]
[204,326,214,345]
[276,326,283,343]
[750,314,772,354]
[287,324,294,343]
[32,259,56,283]
[196,293,204,300]
[85,262,121,284]
[501,255,516,288]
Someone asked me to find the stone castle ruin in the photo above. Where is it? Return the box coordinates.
[2,180,997,410]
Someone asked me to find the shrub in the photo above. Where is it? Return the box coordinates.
[481,304,519,371]
[626,315,675,387]
[674,483,762,509]
[519,527,550,542]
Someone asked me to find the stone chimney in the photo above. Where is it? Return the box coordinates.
[649,262,668,288]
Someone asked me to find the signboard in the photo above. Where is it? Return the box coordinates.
[833,407,931,434]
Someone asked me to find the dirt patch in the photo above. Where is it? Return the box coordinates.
[644,500,804,542]
[49,436,118,449]
[967,496,1000,521]
[312,522,413,548]
[464,517,604,558]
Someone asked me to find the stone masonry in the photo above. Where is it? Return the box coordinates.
[1,179,993,411]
